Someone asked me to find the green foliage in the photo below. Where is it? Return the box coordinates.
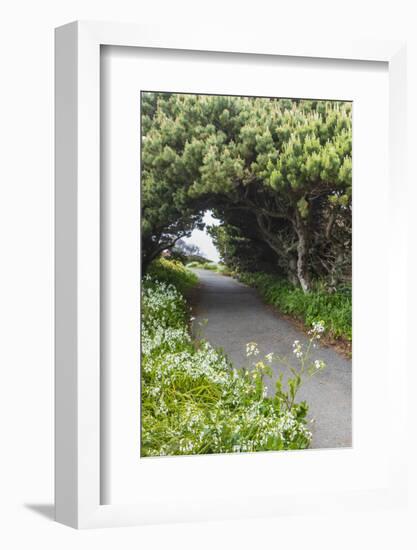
[199,262,218,271]
[208,221,277,274]
[171,239,206,265]
[147,258,198,294]
[238,272,351,341]
[217,266,233,276]
[141,271,314,456]
[141,93,352,289]
[185,260,204,268]
[186,260,232,274]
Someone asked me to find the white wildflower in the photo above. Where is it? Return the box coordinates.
[313,359,326,371]
[312,321,325,334]
[292,340,303,359]
[246,341,259,357]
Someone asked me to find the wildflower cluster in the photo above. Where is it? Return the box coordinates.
[292,340,303,358]
[313,359,326,371]
[141,268,312,457]
[242,320,329,420]
[309,320,325,338]
[246,342,259,357]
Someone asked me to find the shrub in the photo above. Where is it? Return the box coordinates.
[200,262,218,271]
[147,257,198,293]
[187,261,231,275]
[238,272,351,341]
[186,260,218,270]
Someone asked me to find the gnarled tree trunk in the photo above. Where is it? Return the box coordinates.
[294,211,311,293]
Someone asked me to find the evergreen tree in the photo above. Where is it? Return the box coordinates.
[141,93,352,290]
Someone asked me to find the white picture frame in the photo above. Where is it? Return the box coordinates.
[55,20,407,529]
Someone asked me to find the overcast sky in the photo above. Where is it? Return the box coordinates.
[183,210,221,262]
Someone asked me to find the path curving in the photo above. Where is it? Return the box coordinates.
[191,268,352,449]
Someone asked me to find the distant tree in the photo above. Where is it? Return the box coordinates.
[174,239,203,257]
[169,239,207,264]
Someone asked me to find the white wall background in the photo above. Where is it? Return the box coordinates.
[0,1,416,548]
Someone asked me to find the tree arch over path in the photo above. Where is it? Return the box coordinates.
[141,92,352,291]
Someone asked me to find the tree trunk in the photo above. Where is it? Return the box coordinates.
[142,246,162,274]
[142,234,183,274]
[288,257,299,287]
[294,212,311,293]
[254,211,299,283]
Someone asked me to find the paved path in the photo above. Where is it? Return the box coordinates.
[191,269,352,449]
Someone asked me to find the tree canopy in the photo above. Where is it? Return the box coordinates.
[141,92,352,291]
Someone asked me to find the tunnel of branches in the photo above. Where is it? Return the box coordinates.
[141,92,352,293]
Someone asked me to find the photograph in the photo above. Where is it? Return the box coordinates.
[0,0,412,540]
[140,91,352,457]
[1,4,410,542]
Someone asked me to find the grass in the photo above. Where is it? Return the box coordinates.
[186,260,231,275]
[237,272,352,342]
[147,257,198,293]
